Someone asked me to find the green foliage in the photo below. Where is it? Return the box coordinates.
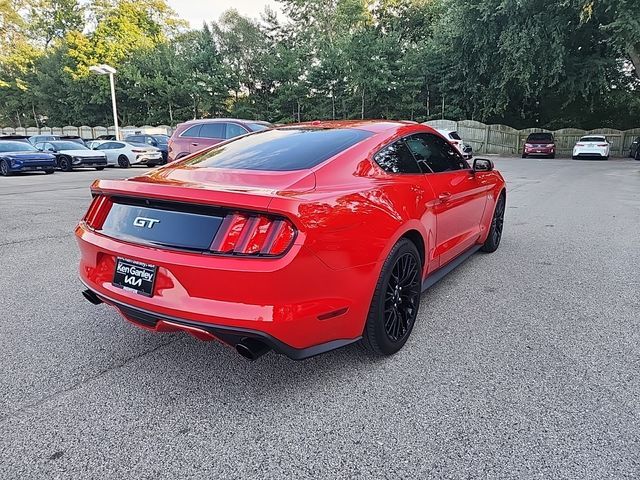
[0,0,637,129]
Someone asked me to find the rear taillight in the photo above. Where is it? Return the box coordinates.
[210,213,296,257]
[576,143,584,147]
[83,194,112,229]
[597,144,608,147]
[131,149,146,153]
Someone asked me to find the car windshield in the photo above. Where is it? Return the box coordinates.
[0,141,37,152]
[450,132,462,140]
[154,135,169,144]
[580,137,606,142]
[182,128,373,171]
[527,133,553,142]
[52,141,88,150]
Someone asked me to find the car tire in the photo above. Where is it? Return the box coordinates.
[635,150,640,161]
[118,155,130,168]
[44,168,55,174]
[522,153,527,158]
[361,238,422,356]
[481,193,505,253]
[58,156,73,172]
[95,166,105,171]
[549,153,555,159]
[604,156,609,161]
[0,159,12,176]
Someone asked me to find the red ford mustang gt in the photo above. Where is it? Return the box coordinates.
[77,121,506,360]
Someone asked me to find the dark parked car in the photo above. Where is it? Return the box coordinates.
[124,133,170,163]
[35,140,107,171]
[167,119,272,162]
[0,140,57,176]
[629,136,640,160]
[522,132,556,159]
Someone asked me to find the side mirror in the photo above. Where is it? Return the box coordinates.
[48,147,55,152]
[473,158,494,172]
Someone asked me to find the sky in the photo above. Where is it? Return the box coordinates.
[167,0,280,27]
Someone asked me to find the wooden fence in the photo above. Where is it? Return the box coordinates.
[425,120,640,157]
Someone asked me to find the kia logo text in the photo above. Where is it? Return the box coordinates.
[133,217,160,229]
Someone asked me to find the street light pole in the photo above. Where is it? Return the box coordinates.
[89,64,120,140]
[108,72,120,140]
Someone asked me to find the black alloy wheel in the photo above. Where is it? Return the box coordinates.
[361,238,422,355]
[383,253,421,343]
[58,156,72,172]
[0,159,11,176]
[482,194,505,253]
[118,155,130,168]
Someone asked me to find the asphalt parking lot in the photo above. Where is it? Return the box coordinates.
[1,157,639,479]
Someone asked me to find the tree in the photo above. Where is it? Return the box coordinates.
[27,0,85,48]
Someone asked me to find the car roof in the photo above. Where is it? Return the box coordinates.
[178,118,268,126]
[1,135,31,142]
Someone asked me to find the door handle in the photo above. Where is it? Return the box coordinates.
[438,192,452,202]
[191,143,199,147]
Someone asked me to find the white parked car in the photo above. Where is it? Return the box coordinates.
[88,140,163,168]
[432,128,473,159]
[35,140,107,171]
[572,135,610,160]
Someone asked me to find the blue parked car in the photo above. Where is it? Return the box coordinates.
[0,140,57,176]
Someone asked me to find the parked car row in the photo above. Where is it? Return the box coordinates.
[520,132,624,160]
[4,120,633,177]
[0,134,168,175]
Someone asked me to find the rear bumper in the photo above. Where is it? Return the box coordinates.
[134,154,163,165]
[76,223,376,355]
[573,152,608,159]
[82,286,359,360]
[523,147,554,156]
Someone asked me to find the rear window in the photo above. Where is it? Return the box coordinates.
[246,122,271,132]
[183,128,373,171]
[527,133,554,142]
[580,136,606,142]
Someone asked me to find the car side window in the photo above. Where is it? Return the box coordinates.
[225,123,248,139]
[113,142,125,149]
[181,125,201,138]
[406,133,467,173]
[374,139,422,174]
[96,142,114,150]
[199,123,225,139]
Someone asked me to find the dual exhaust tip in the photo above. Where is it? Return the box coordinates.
[82,289,270,360]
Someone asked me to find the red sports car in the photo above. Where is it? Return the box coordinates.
[77,121,506,360]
